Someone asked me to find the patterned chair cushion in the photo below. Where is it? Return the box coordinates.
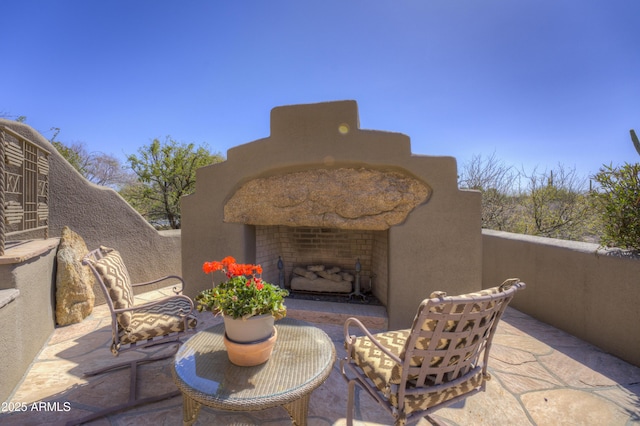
[349,329,458,391]
[90,247,135,330]
[393,369,484,415]
[118,297,198,346]
[350,329,485,416]
[350,329,410,392]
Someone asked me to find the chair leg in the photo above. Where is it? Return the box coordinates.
[65,345,181,426]
[83,346,178,377]
[424,415,448,426]
[347,379,356,426]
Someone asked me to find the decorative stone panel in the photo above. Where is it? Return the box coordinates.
[5,140,23,167]
[224,168,431,230]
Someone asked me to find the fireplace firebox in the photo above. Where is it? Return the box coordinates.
[255,226,388,302]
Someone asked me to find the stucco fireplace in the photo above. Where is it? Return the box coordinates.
[182,100,482,329]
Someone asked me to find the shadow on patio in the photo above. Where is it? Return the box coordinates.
[2,287,639,426]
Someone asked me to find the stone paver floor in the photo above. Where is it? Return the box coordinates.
[2,287,640,425]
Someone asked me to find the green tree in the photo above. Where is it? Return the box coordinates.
[590,130,640,251]
[118,181,154,221]
[124,137,223,229]
[591,163,640,250]
[52,140,85,174]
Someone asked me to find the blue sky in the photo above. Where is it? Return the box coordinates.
[2,0,639,180]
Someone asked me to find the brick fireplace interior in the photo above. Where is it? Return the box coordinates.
[255,225,388,302]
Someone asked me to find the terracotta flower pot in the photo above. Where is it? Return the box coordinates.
[223,327,278,366]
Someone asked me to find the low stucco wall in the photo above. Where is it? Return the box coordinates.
[0,120,182,304]
[0,243,57,402]
[482,229,640,367]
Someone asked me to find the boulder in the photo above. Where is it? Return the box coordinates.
[55,227,95,326]
[224,168,431,230]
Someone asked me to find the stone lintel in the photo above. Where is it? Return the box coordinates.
[224,167,431,230]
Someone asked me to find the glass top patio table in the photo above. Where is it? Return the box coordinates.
[172,317,336,426]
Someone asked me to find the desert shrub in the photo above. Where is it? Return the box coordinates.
[591,163,640,251]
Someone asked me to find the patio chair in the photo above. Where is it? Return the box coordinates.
[341,279,525,426]
[67,246,198,426]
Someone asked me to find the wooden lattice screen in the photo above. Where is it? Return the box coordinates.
[0,126,50,256]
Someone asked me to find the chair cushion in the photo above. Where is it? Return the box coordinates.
[91,247,135,330]
[350,330,410,393]
[393,369,484,415]
[350,329,485,415]
[349,329,450,393]
[118,297,198,346]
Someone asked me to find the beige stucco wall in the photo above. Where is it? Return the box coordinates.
[0,243,57,402]
[482,229,640,367]
[0,119,182,400]
[0,119,182,304]
[182,100,482,329]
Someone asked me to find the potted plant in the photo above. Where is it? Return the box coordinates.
[195,256,289,365]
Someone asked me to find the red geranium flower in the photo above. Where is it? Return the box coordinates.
[197,256,288,320]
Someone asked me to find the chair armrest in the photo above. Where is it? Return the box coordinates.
[344,317,402,365]
[131,275,186,294]
[113,294,195,315]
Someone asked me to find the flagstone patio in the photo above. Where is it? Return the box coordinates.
[1,286,639,425]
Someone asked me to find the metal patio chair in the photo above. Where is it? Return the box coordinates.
[341,279,525,426]
[66,246,198,425]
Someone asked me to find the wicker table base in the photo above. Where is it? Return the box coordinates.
[172,318,336,425]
